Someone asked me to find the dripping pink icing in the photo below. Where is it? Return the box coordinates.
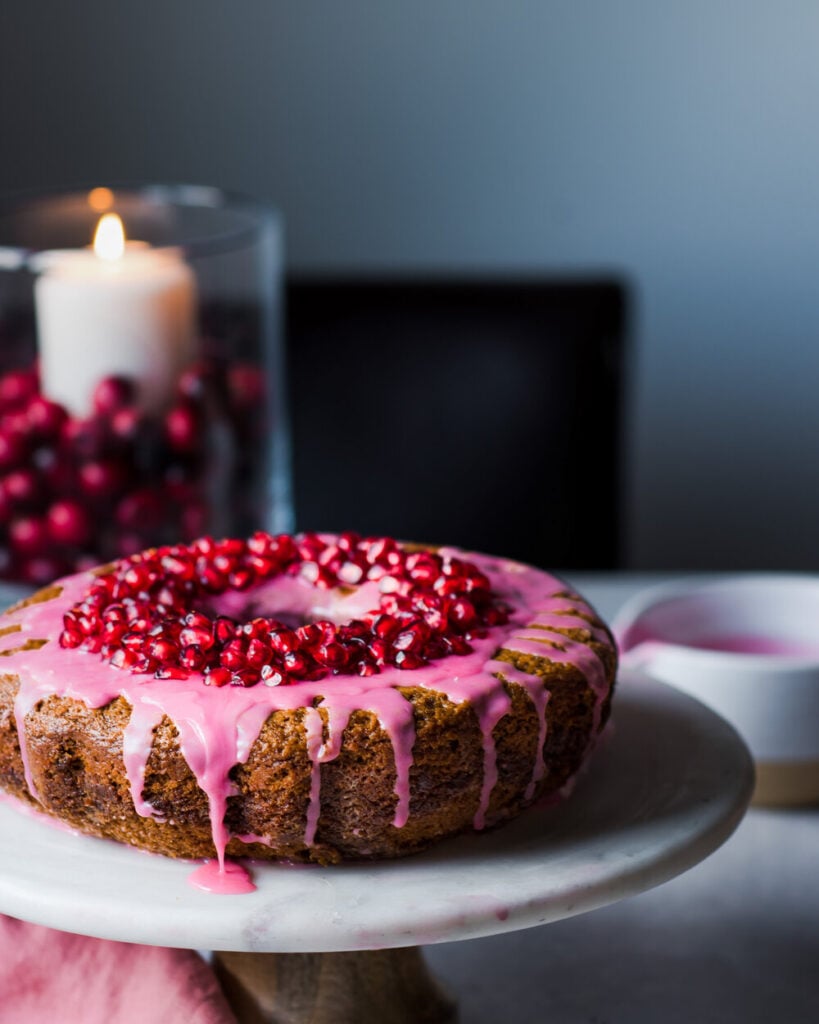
[0,548,610,880]
[187,858,256,895]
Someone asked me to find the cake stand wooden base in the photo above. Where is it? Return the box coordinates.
[213,947,457,1024]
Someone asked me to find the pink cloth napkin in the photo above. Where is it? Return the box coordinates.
[0,915,237,1024]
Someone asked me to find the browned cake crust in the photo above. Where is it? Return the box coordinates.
[0,621,616,863]
[0,566,617,864]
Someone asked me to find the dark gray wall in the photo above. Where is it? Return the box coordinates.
[3,2,819,569]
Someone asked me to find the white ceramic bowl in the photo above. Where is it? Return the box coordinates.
[614,575,819,806]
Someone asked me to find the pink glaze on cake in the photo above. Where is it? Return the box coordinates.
[1,546,610,885]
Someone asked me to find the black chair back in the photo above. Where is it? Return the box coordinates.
[287,277,627,569]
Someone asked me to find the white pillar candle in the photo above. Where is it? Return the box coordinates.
[35,213,197,418]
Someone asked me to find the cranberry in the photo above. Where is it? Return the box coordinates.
[110,407,144,443]
[60,417,108,460]
[3,469,41,508]
[115,488,163,530]
[22,555,65,585]
[164,403,200,454]
[0,370,38,410]
[0,431,25,471]
[78,459,126,500]
[9,516,49,555]
[177,362,224,403]
[227,364,265,409]
[46,500,90,546]
[0,483,13,522]
[93,376,135,416]
[26,398,67,440]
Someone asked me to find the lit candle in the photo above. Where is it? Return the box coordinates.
[35,213,197,417]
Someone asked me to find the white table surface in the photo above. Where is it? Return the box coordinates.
[424,574,819,1024]
[1,575,814,1021]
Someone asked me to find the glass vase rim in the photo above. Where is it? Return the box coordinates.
[0,182,281,267]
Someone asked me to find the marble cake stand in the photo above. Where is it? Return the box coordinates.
[0,672,754,1023]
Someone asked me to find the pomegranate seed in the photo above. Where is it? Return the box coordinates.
[444,635,473,656]
[339,621,369,642]
[204,667,232,687]
[229,567,255,590]
[220,639,247,670]
[199,566,227,591]
[297,623,323,647]
[483,605,507,626]
[161,554,195,580]
[315,642,347,669]
[246,638,273,668]
[147,638,180,662]
[296,534,324,560]
[394,621,429,653]
[247,532,271,555]
[214,617,237,643]
[435,576,466,598]
[299,561,319,584]
[370,638,390,665]
[110,647,140,670]
[155,666,190,680]
[230,669,258,687]
[261,665,288,686]
[179,625,214,649]
[60,629,83,649]
[447,597,477,629]
[269,628,298,654]
[217,538,246,556]
[180,645,206,670]
[407,554,439,583]
[380,594,412,615]
[238,618,265,640]
[337,560,364,584]
[283,650,309,676]
[394,650,426,670]
[364,536,397,569]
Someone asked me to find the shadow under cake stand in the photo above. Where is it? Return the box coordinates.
[0,672,754,1023]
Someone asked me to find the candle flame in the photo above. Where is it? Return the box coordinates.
[87,187,114,213]
[93,213,125,262]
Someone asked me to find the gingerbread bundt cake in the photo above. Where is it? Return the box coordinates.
[0,533,617,875]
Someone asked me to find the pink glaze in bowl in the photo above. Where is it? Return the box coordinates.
[614,575,819,805]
